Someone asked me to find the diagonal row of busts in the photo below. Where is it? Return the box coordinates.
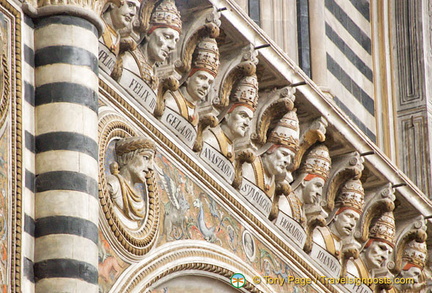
[99,1,430,291]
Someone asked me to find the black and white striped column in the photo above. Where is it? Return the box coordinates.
[34,15,99,292]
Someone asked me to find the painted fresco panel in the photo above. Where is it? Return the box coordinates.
[99,148,321,293]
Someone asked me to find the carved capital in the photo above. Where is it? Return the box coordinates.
[23,0,106,34]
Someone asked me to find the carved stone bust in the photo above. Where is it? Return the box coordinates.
[280,144,331,226]
[240,110,299,216]
[202,74,258,160]
[347,211,396,281]
[313,178,364,259]
[107,137,156,227]
[164,37,219,126]
[101,0,139,56]
[395,240,427,292]
[119,0,182,89]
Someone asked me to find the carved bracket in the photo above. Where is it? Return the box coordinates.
[154,76,180,117]
[192,114,219,152]
[323,152,364,212]
[354,183,396,244]
[304,211,326,253]
[291,117,328,172]
[390,215,427,274]
[250,86,296,145]
[232,149,255,189]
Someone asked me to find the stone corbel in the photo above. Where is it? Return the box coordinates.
[390,215,427,274]
[303,204,327,253]
[232,149,256,189]
[192,114,219,152]
[354,184,396,244]
[154,76,180,117]
[340,238,361,277]
[250,86,296,145]
[174,7,221,76]
[213,44,258,109]
[291,117,328,172]
[323,152,364,212]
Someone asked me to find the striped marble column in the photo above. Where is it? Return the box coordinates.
[34,15,99,292]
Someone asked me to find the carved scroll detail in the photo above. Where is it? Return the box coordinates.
[232,149,255,189]
[193,114,218,152]
[354,183,396,243]
[154,76,180,117]
[323,152,364,212]
[251,86,296,145]
[292,117,328,171]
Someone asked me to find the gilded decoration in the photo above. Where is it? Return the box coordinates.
[98,111,160,260]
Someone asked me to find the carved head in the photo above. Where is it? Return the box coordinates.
[104,0,139,30]
[267,109,300,154]
[229,73,259,111]
[144,0,182,64]
[183,37,220,103]
[115,137,156,184]
[222,105,254,140]
[330,178,364,238]
[397,240,427,289]
[400,240,427,284]
[362,212,396,270]
[262,145,295,178]
[297,144,331,205]
[261,109,299,181]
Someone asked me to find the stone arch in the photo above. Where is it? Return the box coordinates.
[111,241,275,292]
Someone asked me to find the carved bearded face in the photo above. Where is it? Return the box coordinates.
[331,209,360,238]
[186,70,215,102]
[224,106,254,139]
[127,149,154,184]
[146,27,180,64]
[263,147,293,177]
[400,267,422,286]
[109,0,138,30]
[364,240,393,270]
[302,177,325,204]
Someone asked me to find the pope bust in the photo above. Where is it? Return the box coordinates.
[107,137,156,226]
